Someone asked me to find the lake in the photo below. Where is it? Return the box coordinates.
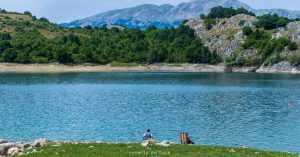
[0,72,299,153]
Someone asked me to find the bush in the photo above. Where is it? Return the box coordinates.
[110,61,139,67]
[209,50,222,64]
[207,6,255,19]
[39,17,49,23]
[72,53,86,64]
[242,26,253,36]
[4,16,11,20]
[203,18,216,30]
[289,53,300,65]
[238,20,246,26]
[0,32,11,40]
[24,11,32,16]
[30,56,48,63]
[2,49,17,62]
[245,56,260,65]
[264,54,283,65]
[288,42,298,51]
[256,14,294,30]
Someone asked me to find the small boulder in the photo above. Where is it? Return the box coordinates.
[14,142,24,148]
[156,140,170,147]
[7,147,19,156]
[23,143,32,149]
[33,138,48,147]
[141,139,156,147]
[0,143,15,155]
[0,140,8,144]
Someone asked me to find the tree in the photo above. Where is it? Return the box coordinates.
[24,11,32,16]
[242,26,253,36]
[2,49,17,62]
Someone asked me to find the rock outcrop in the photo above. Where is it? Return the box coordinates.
[186,14,300,73]
[0,139,51,156]
[186,14,258,58]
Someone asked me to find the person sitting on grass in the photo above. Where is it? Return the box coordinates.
[186,133,194,144]
[143,129,154,141]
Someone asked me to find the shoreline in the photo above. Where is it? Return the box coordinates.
[0,63,299,74]
[0,139,298,156]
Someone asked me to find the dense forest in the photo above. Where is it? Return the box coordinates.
[0,9,221,64]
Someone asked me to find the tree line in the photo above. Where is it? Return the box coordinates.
[201,6,299,30]
[0,24,221,64]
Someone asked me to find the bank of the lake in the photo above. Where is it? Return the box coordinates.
[0,63,299,73]
[0,140,297,157]
[13,143,300,157]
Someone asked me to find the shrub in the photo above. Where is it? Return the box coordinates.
[288,42,298,51]
[24,11,32,16]
[256,14,294,30]
[242,26,253,36]
[289,53,300,65]
[39,17,49,23]
[264,54,283,65]
[209,50,222,64]
[2,49,17,62]
[30,56,48,63]
[203,18,216,30]
[238,20,246,26]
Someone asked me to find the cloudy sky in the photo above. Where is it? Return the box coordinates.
[0,0,300,23]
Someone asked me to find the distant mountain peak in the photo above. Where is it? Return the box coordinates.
[60,0,300,29]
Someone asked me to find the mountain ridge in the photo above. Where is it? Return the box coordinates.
[61,0,300,29]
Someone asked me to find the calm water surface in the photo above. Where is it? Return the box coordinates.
[0,72,299,153]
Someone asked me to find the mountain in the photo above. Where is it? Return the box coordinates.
[61,0,300,29]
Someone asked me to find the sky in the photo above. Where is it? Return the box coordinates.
[0,0,300,23]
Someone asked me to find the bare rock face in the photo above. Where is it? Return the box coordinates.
[186,14,258,59]
[274,21,300,42]
[256,61,300,73]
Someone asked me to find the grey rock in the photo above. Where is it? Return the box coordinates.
[156,140,170,147]
[33,138,48,147]
[141,139,156,147]
[7,147,19,156]
[0,143,15,155]
[23,143,32,149]
[0,140,8,145]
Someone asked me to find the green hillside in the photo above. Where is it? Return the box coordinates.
[0,7,299,66]
[0,9,221,65]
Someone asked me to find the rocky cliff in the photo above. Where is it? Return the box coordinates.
[186,14,300,73]
[187,14,258,58]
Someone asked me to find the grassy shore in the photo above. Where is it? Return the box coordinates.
[17,143,298,157]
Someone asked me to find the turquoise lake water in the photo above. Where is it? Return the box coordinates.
[0,72,299,153]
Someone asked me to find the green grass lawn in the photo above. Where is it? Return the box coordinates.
[18,143,298,157]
